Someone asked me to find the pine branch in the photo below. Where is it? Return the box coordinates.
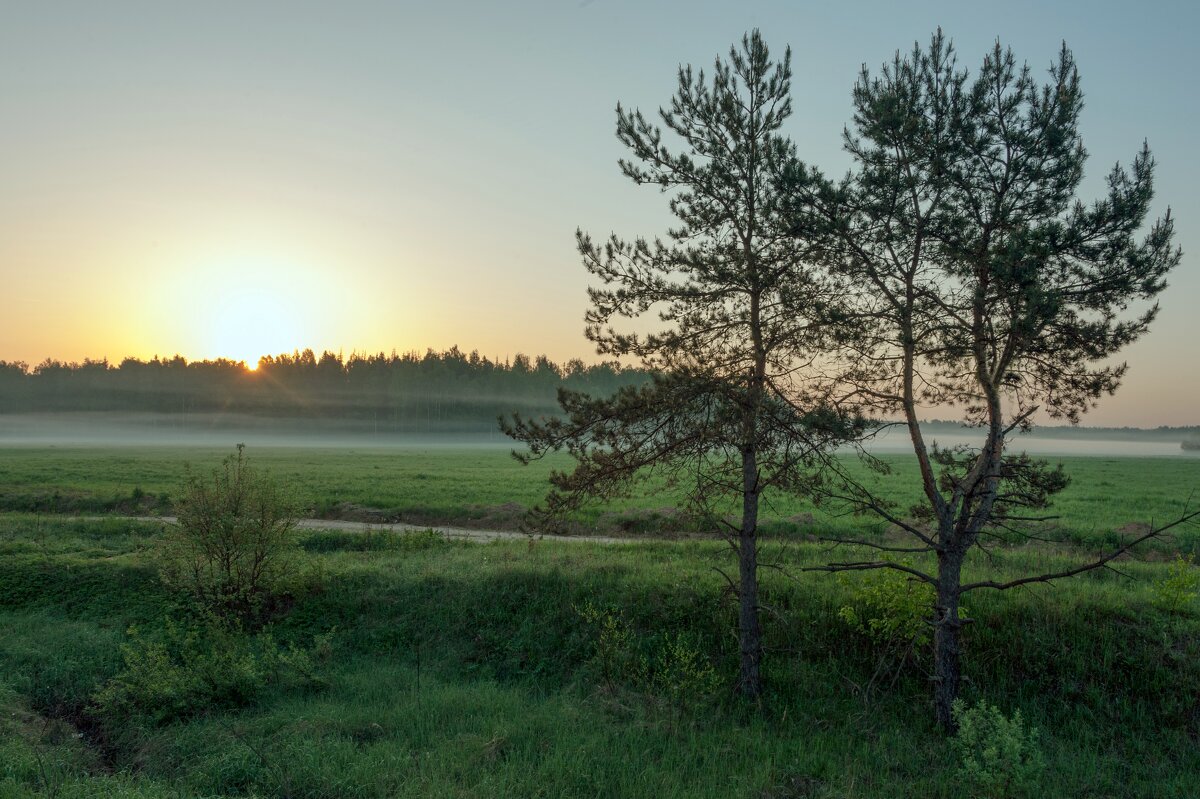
[959,508,1200,593]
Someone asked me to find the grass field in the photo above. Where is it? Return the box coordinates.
[1,515,1199,798]
[2,444,1199,549]
[1,444,1199,797]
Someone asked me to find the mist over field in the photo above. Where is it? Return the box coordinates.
[4,352,1194,457]
[868,423,1200,458]
[2,410,1197,458]
[0,412,514,449]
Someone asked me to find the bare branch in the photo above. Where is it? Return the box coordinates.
[817,536,936,554]
[800,559,937,584]
[959,508,1200,593]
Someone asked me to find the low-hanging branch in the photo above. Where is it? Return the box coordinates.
[803,506,1200,595]
[958,507,1200,593]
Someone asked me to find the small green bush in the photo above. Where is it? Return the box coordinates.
[837,566,934,650]
[575,600,637,686]
[951,699,1045,799]
[644,631,721,709]
[92,615,328,727]
[1151,553,1200,613]
[160,445,305,622]
[575,601,719,709]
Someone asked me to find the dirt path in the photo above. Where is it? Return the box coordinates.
[121,516,647,546]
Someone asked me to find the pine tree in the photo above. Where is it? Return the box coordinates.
[792,31,1189,730]
[504,31,862,697]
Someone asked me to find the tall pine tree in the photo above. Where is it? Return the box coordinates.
[790,31,1188,729]
[505,31,862,697]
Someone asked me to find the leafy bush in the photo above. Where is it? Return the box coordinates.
[644,631,721,709]
[575,601,719,709]
[575,601,637,686]
[1151,553,1200,613]
[160,445,306,622]
[92,615,329,727]
[951,699,1045,799]
[837,566,934,650]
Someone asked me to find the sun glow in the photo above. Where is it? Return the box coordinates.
[209,288,305,366]
[155,252,353,365]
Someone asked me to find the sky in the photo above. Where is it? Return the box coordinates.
[1,0,1197,426]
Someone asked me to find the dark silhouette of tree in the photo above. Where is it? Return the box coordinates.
[504,31,863,698]
[789,31,1191,730]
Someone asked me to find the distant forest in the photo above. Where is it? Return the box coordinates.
[0,349,652,432]
[1,351,1194,438]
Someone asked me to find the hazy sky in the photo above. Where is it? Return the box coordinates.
[2,1,1196,426]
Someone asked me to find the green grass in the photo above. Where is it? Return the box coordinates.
[2,445,1199,550]
[1,515,1199,797]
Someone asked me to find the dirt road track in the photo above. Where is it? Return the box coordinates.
[121,516,645,546]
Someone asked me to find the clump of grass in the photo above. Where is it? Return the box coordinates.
[1151,553,1200,613]
[300,528,455,553]
[574,600,733,716]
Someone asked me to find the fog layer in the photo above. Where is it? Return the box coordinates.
[2,412,1197,458]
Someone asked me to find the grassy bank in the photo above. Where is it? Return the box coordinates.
[1,515,1199,797]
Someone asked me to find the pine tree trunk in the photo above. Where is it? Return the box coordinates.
[933,551,965,731]
[738,446,763,698]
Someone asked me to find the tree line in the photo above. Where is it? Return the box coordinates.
[0,348,651,430]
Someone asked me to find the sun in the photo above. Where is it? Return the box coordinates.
[159,251,353,365]
[188,263,314,364]
[207,290,298,364]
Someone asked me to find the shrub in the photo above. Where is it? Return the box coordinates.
[575,600,637,686]
[92,615,328,728]
[1151,553,1200,613]
[837,566,934,650]
[645,631,721,709]
[951,699,1045,799]
[160,445,303,622]
[575,601,719,709]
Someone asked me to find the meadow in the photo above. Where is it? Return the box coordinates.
[1,443,1199,797]
[2,444,1199,549]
